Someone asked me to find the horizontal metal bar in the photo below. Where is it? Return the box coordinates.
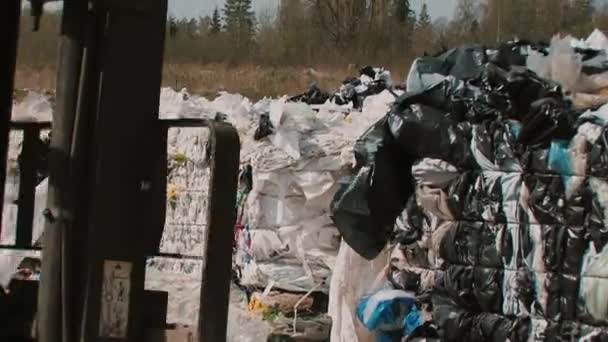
[160,118,209,128]
[15,126,39,248]
[9,121,52,129]
[152,252,204,261]
[0,245,42,251]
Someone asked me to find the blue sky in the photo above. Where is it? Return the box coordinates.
[168,0,457,20]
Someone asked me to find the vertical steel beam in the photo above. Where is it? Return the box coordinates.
[159,119,240,342]
[79,1,168,341]
[0,0,21,240]
[198,122,240,342]
[38,1,87,342]
[15,127,40,248]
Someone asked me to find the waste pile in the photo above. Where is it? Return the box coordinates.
[290,66,396,109]
[330,30,608,341]
[1,65,398,340]
[151,66,402,340]
[6,29,608,341]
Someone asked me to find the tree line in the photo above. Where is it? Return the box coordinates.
[165,0,608,67]
[16,0,608,70]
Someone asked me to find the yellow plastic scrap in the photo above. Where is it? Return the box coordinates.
[172,152,188,165]
[167,183,178,203]
[248,294,270,315]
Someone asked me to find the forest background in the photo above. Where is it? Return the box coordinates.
[15,0,606,99]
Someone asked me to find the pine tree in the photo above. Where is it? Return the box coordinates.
[223,0,256,55]
[168,15,178,38]
[413,2,433,56]
[417,2,431,31]
[392,0,415,25]
[210,7,221,35]
[390,0,416,53]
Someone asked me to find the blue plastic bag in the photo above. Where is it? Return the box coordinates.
[403,306,423,336]
[356,289,420,332]
[548,139,572,186]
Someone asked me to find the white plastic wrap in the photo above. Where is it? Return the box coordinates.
[328,240,390,342]
[159,87,213,119]
[549,35,583,92]
[11,91,53,122]
[585,29,608,52]
[527,33,608,96]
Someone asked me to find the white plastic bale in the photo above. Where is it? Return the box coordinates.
[161,127,211,256]
[246,169,338,229]
[242,216,340,263]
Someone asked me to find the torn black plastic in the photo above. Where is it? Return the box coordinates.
[253,113,274,140]
[331,118,414,259]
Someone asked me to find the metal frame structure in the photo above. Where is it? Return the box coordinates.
[0,1,241,341]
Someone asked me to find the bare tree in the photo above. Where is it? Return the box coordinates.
[454,0,480,41]
[305,0,367,50]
